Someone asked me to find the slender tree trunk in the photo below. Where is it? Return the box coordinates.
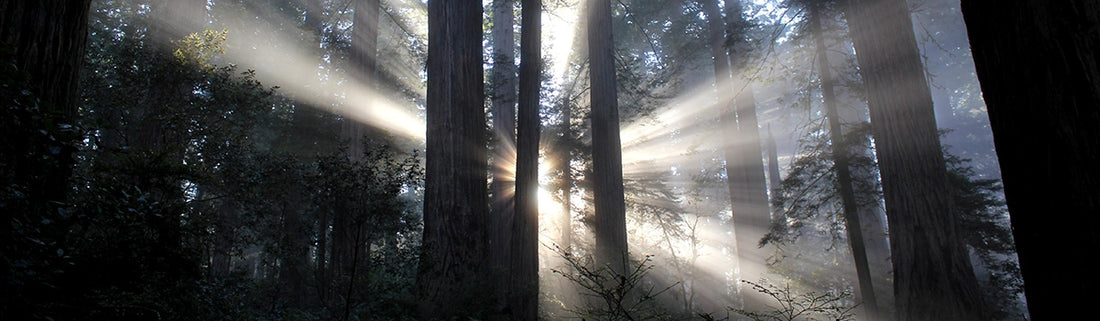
[489,0,517,312]
[559,103,573,249]
[960,1,1100,319]
[509,1,542,319]
[417,0,490,318]
[765,126,781,195]
[588,0,628,275]
[810,10,879,320]
[843,0,986,319]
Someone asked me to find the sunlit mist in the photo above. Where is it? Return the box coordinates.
[114,0,1018,319]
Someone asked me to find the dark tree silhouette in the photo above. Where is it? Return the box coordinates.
[509,1,542,319]
[960,1,1100,319]
[589,0,629,274]
[417,0,490,318]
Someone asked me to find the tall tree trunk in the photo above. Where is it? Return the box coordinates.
[509,1,541,319]
[960,1,1100,319]
[489,0,517,312]
[810,10,879,320]
[722,1,771,301]
[344,0,380,158]
[843,0,986,319]
[417,0,490,318]
[588,0,628,275]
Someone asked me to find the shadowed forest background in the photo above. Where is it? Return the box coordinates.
[2,0,1098,320]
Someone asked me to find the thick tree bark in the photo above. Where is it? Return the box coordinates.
[588,0,628,274]
[488,0,517,311]
[508,1,541,319]
[844,0,986,319]
[959,1,1100,319]
[0,0,92,205]
[810,10,879,319]
[417,0,490,318]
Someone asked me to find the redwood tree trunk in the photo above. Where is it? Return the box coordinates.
[488,0,517,311]
[588,0,628,274]
[417,0,490,318]
[960,1,1100,319]
[844,0,986,319]
[508,1,542,319]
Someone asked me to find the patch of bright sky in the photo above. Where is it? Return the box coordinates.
[480,0,579,81]
[545,1,580,80]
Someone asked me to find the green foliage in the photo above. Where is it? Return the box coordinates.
[173,29,229,71]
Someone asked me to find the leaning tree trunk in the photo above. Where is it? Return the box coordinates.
[844,0,987,319]
[417,0,490,319]
[488,0,517,311]
[508,1,542,319]
[959,1,1100,319]
[810,9,879,320]
[589,0,628,275]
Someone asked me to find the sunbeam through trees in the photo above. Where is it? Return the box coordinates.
[3,0,1096,320]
